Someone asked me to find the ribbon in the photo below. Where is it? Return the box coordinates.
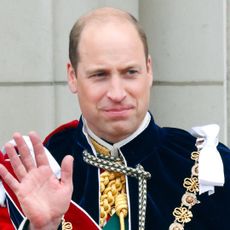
[190,124,225,195]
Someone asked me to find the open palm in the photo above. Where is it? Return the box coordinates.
[0,132,73,230]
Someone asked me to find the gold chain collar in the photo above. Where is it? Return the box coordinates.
[169,139,203,230]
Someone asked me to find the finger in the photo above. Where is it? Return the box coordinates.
[0,164,19,192]
[29,131,49,167]
[4,143,27,181]
[13,132,36,171]
[60,155,74,187]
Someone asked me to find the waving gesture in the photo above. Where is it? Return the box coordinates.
[0,132,74,230]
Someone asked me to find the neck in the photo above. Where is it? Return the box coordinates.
[82,112,151,149]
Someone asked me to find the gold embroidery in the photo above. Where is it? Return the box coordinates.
[90,138,110,156]
[191,151,199,161]
[90,137,128,230]
[183,177,199,193]
[173,207,193,223]
[62,216,73,230]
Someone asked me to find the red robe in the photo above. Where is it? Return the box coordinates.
[0,207,14,230]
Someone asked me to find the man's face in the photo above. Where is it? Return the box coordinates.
[68,21,153,143]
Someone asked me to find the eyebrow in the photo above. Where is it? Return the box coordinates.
[85,68,108,75]
[121,65,142,72]
[85,63,143,75]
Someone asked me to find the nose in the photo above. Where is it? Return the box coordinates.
[107,76,126,102]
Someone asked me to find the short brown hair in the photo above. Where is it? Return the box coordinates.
[69,7,149,69]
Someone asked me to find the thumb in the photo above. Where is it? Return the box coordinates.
[60,155,74,186]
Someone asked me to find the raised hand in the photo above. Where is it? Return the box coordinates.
[0,132,74,230]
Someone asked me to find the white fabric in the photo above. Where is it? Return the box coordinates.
[190,124,225,195]
[0,136,61,207]
[0,181,6,207]
[0,152,6,207]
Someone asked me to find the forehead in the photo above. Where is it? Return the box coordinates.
[78,20,145,58]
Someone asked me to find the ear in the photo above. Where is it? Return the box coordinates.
[146,55,153,87]
[67,63,78,93]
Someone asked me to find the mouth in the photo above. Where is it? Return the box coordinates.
[102,106,134,119]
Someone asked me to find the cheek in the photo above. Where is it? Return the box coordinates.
[131,81,150,99]
[79,86,106,105]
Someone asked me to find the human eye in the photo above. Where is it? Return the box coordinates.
[126,69,139,77]
[128,69,138,74]
[90,71,107,78]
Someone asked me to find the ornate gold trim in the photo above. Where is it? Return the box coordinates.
[62,216,73,230]
[90,137,128,230]
[169,141,203,230]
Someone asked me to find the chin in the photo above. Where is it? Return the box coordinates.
[110,126,134,139]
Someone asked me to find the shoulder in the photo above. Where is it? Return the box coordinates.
[43,120,79,145]
[159,126,196,149]
[146,116,197,156]
[43,120,80,163]
[146,123,198,161]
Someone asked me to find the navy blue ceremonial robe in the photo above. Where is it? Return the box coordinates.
[43,114,230,230]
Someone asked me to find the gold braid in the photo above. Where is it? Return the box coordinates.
[90,138,128,230]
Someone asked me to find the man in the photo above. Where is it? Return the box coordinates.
[0,7,230,230]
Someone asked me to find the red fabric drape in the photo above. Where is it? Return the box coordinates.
[0,207,14,230]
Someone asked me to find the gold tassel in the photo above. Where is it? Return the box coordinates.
[115,193,128,230]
